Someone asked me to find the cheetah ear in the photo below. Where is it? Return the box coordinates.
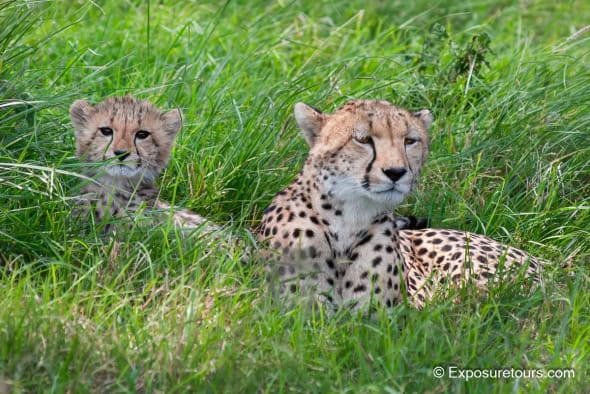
[413,109,433,129]
[69,100,95,130]
[294,102,324,147]
[162,108,182,137]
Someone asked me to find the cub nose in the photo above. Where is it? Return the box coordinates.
[114,150,130,161]
[382,167,407,182]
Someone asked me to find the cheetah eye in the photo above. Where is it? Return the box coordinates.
[135,130,150,140]
[99,127,113,136]
[353,135,372,144]
[404,137,418,146]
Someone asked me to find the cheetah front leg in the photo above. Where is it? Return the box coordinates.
[263,231,338,308]
[340,216,405,311]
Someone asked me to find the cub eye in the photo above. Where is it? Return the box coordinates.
[99,127,113,136]
[404,137,418,145]
[354,135,372,144]
[135,130,150,140]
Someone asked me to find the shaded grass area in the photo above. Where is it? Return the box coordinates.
[1,0,589,392]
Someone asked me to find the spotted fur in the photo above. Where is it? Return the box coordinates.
[258,99,543,310]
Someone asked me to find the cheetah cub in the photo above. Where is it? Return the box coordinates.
[258,99,542,310]
[70,95,216,233]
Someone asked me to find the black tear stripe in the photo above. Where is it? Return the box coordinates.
[102,134,113,160]
[362,137,376,190]
[133,136,142,166]
[403,143,416,179]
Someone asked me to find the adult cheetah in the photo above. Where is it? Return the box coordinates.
[257,99,543,309]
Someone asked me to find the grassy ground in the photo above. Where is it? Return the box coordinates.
[1,0,589,392]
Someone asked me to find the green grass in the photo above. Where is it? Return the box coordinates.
[1,0,589,392]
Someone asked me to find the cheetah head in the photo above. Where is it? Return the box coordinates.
[294,99,433,210]
[70,95,181,181]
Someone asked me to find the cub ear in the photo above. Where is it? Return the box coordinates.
[294,102,324,147]
[413,109,433,129]
[69,100,95,129]
[162,108,182,137]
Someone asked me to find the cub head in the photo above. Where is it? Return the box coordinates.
[70,95,182,180]
[294,99,433,209]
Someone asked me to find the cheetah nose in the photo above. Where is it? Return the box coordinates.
[382,167,407,182]
[114,150,130,161]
